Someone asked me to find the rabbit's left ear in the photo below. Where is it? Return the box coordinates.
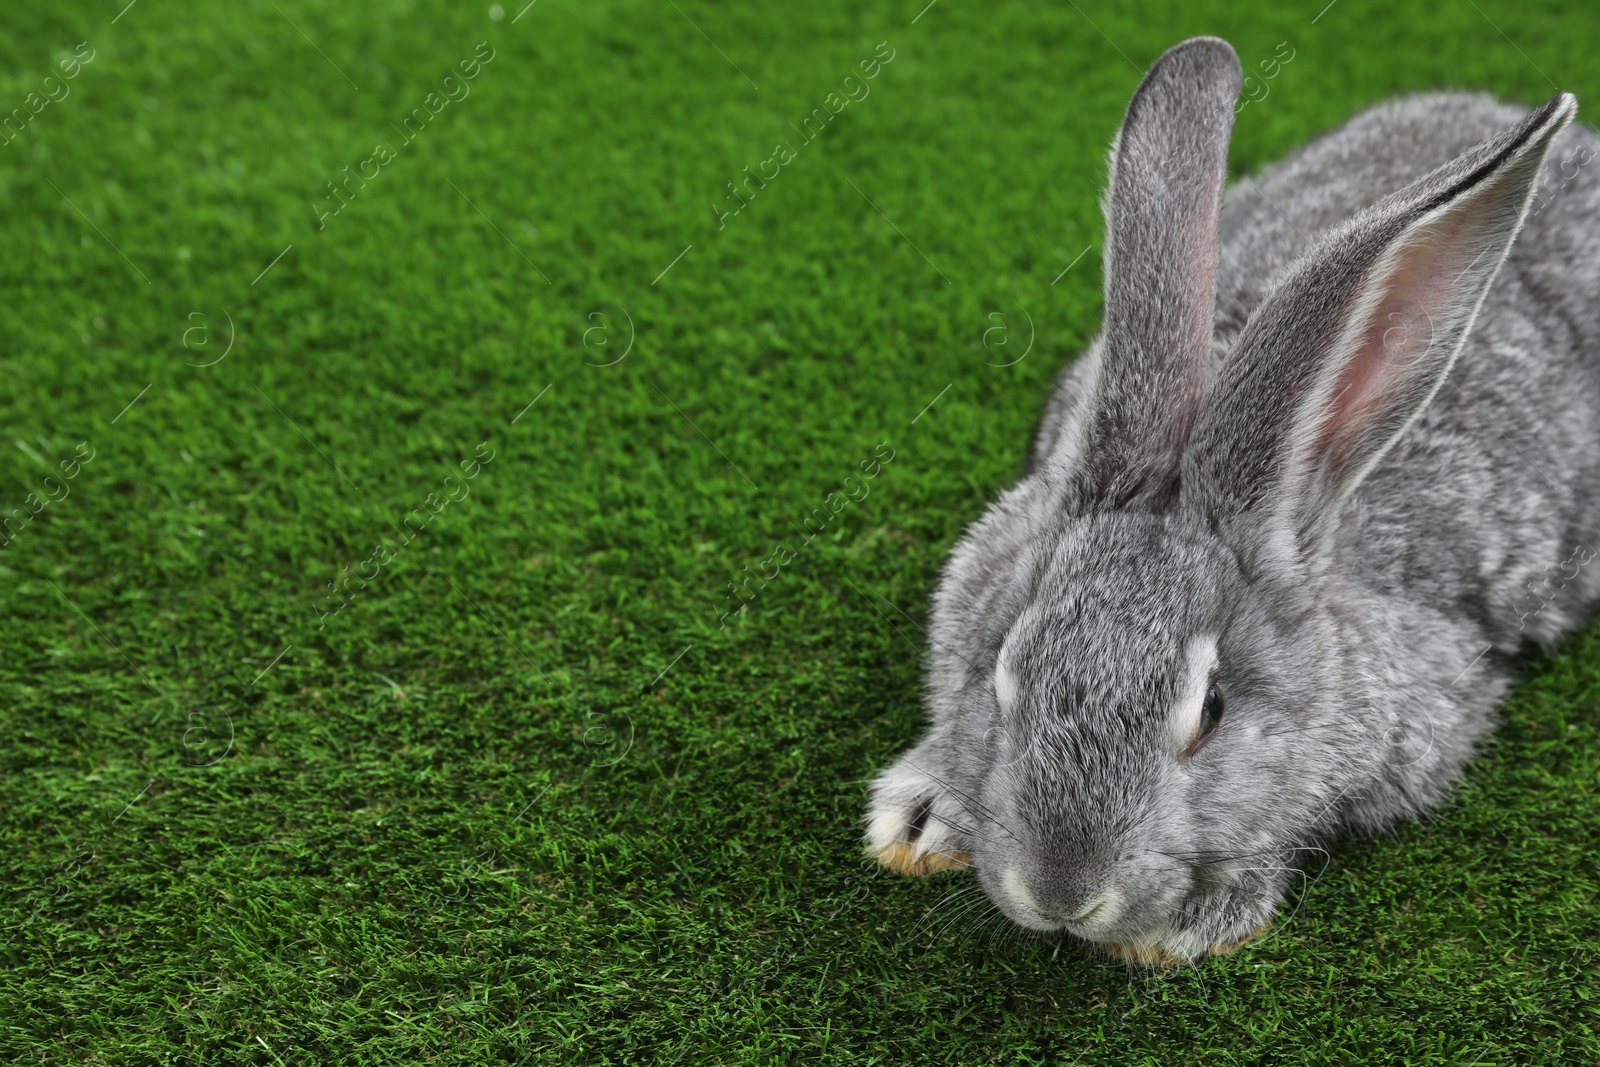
[1067,37,1241,508]
[1183,92,1577,552]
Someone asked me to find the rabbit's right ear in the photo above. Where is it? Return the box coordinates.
[1059,37,1241,509]
[1182,92,1577,555]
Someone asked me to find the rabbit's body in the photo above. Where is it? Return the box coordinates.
[867,44,1594,966]
[1228,94,1600,829]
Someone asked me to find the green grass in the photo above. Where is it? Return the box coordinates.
[0,0,1596,1062]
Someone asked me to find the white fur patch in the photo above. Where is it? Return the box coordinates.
[1001,866,1039,910]
[994,606,1041,721]
[1074,888,1123,928]
[993,651,1019,721]
[864,756,956,860]
[1169,634,1219,752]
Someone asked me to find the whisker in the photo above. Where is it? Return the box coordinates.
[903,760,1024,847]
[913,886,985,937]
[933,890,996,941]
[953,893,1004,943]
[920,808,988,843]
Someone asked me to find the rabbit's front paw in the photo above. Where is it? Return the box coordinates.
[1104,918,1274,967]
[864,752,973,877]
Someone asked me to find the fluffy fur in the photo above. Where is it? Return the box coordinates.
[864,36,1600,965]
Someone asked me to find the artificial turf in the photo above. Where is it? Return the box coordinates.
[0,0,1596,1062]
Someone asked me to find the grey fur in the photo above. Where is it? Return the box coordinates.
[866,36,1599,963]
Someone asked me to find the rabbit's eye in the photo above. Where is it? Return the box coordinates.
[1182,684,1224,758]
[1199,685,1224,738]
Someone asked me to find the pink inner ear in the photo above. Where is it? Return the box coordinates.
[1314,209,1488,470]
[1173,210,1219,436]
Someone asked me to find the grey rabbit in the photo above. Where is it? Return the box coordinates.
[865,36,1600,965]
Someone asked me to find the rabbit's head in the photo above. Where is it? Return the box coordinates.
[866,37,1576,964]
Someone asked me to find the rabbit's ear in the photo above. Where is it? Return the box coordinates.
[1184,92,1577,551]
[1069,37,1240,508]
